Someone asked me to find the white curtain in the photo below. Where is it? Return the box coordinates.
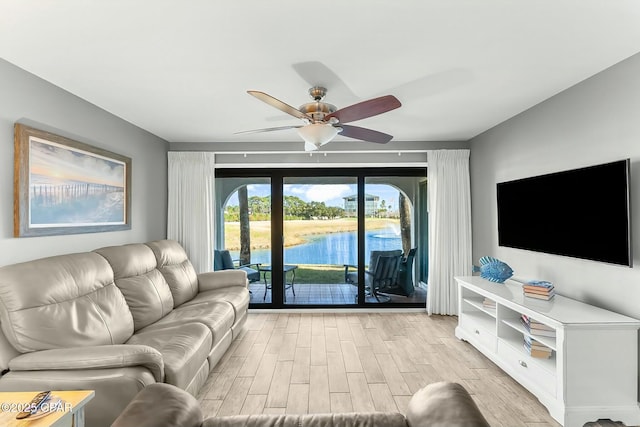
[426,149,472,315]
[167,152,216,273]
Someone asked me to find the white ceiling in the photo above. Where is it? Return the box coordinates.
[1,1,640,146]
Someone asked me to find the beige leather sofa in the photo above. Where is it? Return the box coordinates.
[112,381,491,427]
[0,240,249,427]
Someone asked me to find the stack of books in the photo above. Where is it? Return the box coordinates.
[523,335,553,359]
[529,318,556,338]
[520,315,555,359]
[520,315,556,338]
[482,297,496,310]
[522,280,555,300]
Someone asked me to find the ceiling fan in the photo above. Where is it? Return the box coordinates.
[237,86,401,151]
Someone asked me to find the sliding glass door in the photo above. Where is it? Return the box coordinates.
[282,176,358,305]
[215,168,426,308]
[364,177,426,304]
[215,177,273,304]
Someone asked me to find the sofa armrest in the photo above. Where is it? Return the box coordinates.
[198,270,248,292]
[8,345,164,382]
[406,382,490,427]
[111,383,203,427]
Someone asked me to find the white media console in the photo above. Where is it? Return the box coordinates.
[455,276,640,427]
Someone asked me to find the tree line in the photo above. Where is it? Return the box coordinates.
[225,195,345,221]
[230,186,413,266]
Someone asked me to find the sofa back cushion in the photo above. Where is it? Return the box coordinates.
[146,240,199,307]
[95,244,174,330]
[0,252,134,353]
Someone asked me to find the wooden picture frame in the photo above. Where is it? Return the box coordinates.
[14,124,132,237]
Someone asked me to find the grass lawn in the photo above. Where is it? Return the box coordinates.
[224,217,398,251]
[292,264,349,284]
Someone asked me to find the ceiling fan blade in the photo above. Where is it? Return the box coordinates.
[325,95,401,124]
[247,91,312,121]
[338,124,393,144]
[234,125,302,135]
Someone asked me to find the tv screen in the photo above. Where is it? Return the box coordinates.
[497,159,632,266]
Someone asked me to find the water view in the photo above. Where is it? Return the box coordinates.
[224,181,408,267]
[231,229,402,266]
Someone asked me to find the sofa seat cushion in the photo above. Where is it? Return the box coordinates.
[180,288,249,324]
[140,301,234,346]
[127,323,212,389]
[204,413,408,427]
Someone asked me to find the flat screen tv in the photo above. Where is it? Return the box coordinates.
[497,159,632,267]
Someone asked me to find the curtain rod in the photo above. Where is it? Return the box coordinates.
[200,149,431,155]
[215,162,428,169]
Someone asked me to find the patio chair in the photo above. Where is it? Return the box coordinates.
[214,249,261,283]
[344,249,402,284]
[344,249,402,302]
[365,254,402,302]
[379,247,417,297]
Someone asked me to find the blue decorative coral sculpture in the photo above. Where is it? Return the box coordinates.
[472,256,513,283]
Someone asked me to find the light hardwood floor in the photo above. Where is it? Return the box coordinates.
[197,312,564,426]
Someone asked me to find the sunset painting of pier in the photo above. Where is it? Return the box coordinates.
[14,124,131,237]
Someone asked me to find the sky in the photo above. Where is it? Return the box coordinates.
[226,183,400,209]
[29,137,125,187]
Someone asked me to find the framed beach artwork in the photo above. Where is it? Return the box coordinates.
[13,124,132,237]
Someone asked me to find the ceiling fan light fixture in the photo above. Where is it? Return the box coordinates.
[243,88,400,151]
[304,141,318,152]
[297,123,339,150]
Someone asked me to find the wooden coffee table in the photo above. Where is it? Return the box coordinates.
[0,390,94,427]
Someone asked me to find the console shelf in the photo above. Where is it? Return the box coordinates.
[501,318,557,351]
[462,297,496,318]
[455,276,640,427]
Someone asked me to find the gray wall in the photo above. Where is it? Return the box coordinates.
[0,59,169,266]
[470,51,640,319]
